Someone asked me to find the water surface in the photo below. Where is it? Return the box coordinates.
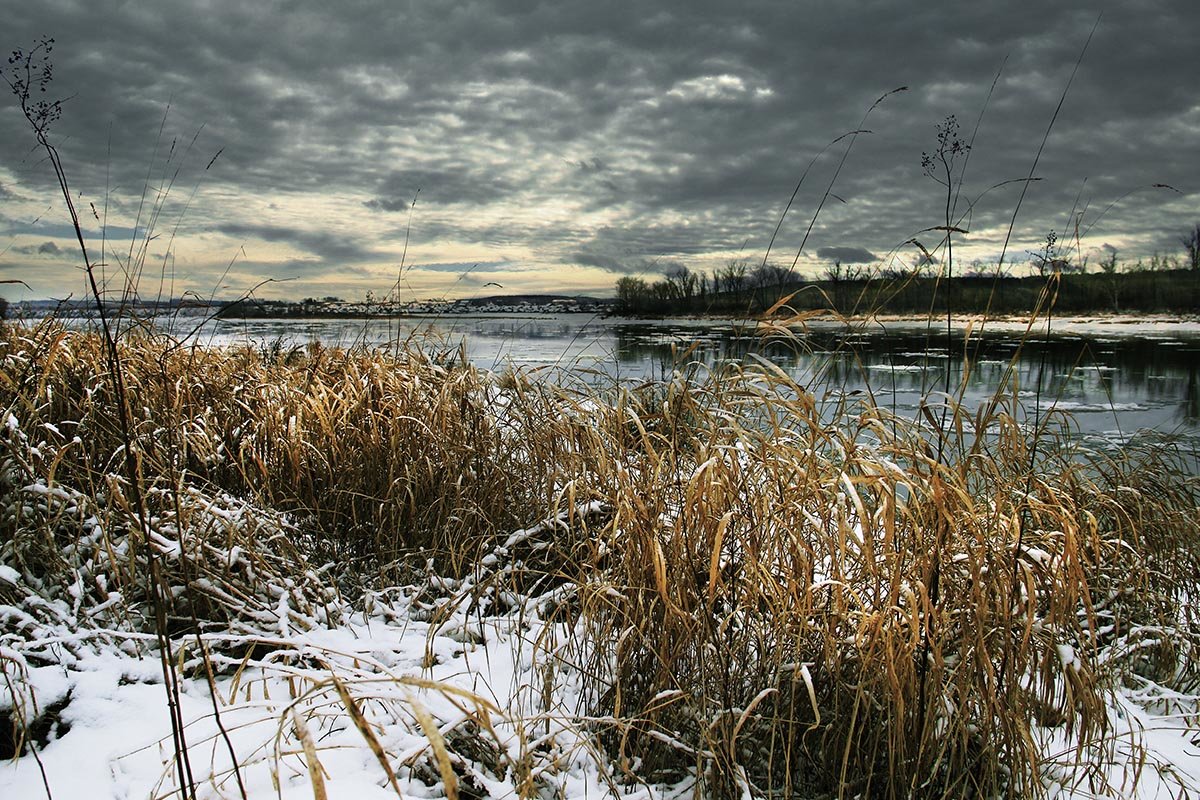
[189,313,1200,444]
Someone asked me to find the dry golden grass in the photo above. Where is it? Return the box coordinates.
[1,322,608,572]
[1,319,1197,798]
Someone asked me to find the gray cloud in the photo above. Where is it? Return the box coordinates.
[1,0,1197,298]
[566,218,756,275]
[215,223,380,264]
[817,246,878,264]
[410,260,510,273]
[365,166,517,211]
[232,259,378,279]
[9,241,65,256]
[365,197,412,213]
[569,251,643,274]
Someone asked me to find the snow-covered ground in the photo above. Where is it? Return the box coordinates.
[4,569,1199,799]
[1,510,643,800]
[2,593,621,800]
[2,323,1199,799]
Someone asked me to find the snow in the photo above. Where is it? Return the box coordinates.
[1,580,623,800]
[1039,690,1200,799]
[1037,400,1145,413]
[2,358,1198,798]
[3,541,1200,799]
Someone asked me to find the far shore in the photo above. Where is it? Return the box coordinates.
[20,305,1200,339]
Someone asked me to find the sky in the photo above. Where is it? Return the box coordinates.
[1,0,1198,303]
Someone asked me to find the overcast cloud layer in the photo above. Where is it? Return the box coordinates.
[2,0,1198,301]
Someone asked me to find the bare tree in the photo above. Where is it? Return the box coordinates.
[750,262,790,289]
[824,261,867,282]
[665,264,697,300]
[718,260,749,295]
[1100,244,1120,312]
[615,276,650,313]
[1181,223,1200,271]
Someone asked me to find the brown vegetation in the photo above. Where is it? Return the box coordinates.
[2,320,1198,797]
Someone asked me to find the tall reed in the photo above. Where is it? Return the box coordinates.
[3,317,1197,797]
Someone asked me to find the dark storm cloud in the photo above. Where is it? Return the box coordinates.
[2,0,1197,297]
[232,259,378,279]
[365,167,517,211]
[567,217,758,274]
[215,223,379,264]
[412,261,510,273]
[817,246,878,264]
[7,241,65,257]
[569,250,648,275]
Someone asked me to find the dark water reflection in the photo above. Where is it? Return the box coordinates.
[199,313,1200,443]
[617,324,1200,433]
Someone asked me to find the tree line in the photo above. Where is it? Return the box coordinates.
[614,260,797,315]
[613,223,1200,317]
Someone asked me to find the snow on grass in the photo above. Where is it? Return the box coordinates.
[4,573,1197,799]
[3,328,1199,798]
[1,568,633,800]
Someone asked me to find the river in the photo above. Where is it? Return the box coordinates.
[182,312,1200,449]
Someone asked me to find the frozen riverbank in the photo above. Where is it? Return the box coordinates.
[3,325,1199,798]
